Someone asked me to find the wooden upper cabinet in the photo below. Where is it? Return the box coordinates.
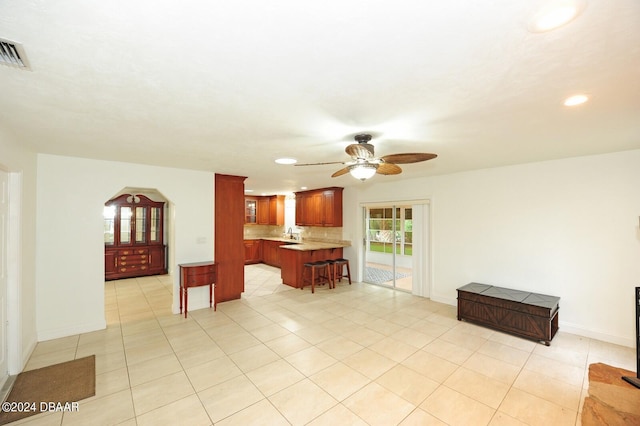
[295,193,305,225]
[294,187,343,227]
[310,192,323,226]
[245,197,257,224]
[269,195,285,226]
[257,197,270,224]
[104,194,165,247]
[296,192,316,226]
[245,195,285,225]
[321,189,342,227]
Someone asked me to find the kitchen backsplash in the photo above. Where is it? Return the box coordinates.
[300,226,343,242]
[243,225,284,239]
[243,225,344,243]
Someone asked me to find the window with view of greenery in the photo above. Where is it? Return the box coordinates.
[367,206,412,255]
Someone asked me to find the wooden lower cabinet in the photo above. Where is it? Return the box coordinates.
[261,240,278,267]
[149,245,166,270]
[244,239,298,267]
[105,245,167,280]
[280,247,343,288]
[244,240,262,264]
[105,250,117,277]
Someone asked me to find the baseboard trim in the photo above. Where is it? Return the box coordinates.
[37,320,107,342]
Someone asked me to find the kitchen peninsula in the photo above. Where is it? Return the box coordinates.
[243,185,348,288]
[280,240,350,289]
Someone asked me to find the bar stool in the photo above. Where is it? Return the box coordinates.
[325,259,338,289]
[301,261,332,293]
[333,258,352,285]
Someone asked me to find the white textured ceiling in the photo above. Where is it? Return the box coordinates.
[1,0,639,194]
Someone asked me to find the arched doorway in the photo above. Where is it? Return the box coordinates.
[103,187,171,281]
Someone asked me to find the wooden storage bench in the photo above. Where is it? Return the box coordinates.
[457,283,560,346]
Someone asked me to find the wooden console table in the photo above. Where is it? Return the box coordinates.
[179,261,217,318]
[457,283,560,345]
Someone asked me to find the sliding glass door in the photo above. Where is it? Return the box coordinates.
[363,205,413,291]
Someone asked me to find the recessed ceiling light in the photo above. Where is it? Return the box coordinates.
[275,158,297,165]
[300,186,307,190]
[564,94,589,106]
[244,189,254,193]
[529,0,586,33]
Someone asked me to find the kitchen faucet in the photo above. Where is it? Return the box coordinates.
[287,227,293,238]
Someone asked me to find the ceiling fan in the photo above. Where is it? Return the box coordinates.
[295,134,437,181]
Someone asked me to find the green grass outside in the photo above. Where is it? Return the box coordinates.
[369,242,412,255]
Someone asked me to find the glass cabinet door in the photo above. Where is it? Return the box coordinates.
[103,205,115,245]
[105,194,165,248]
[135,206,147,244]
[150,207,161,243]
[245,199,257,224]
[120,206,132,244]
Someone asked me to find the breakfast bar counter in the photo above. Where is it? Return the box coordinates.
[280,241,350,251]
[279,241,350,288]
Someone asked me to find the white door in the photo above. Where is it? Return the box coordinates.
[0,170,8,385]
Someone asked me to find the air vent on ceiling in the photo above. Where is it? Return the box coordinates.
[0,38,30,70]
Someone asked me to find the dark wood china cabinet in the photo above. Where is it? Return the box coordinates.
[104,194,167,280]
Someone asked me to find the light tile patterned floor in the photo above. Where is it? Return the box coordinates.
[17,265,636,425]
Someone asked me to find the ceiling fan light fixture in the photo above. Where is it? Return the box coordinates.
[348,163,378,181]
[297,133,436,180]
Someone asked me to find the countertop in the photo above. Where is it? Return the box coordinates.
[245,237,301,243]
[244,237,350,251]
[279,241,350,251]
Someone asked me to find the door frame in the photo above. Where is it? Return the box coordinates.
[1,169,22,382]
[359,199,431,297]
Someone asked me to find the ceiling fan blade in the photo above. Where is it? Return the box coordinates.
[295,161,346,166]
[380,153,437,164]
[345,143,375,159]
[376,163,402,175]
[331,167,350,177]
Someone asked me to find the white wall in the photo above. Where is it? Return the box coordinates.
[0,127,38,372]
[349,150,640,347]
[341,187,359,270]
[36,154,214,341]
[20,149,640,347]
